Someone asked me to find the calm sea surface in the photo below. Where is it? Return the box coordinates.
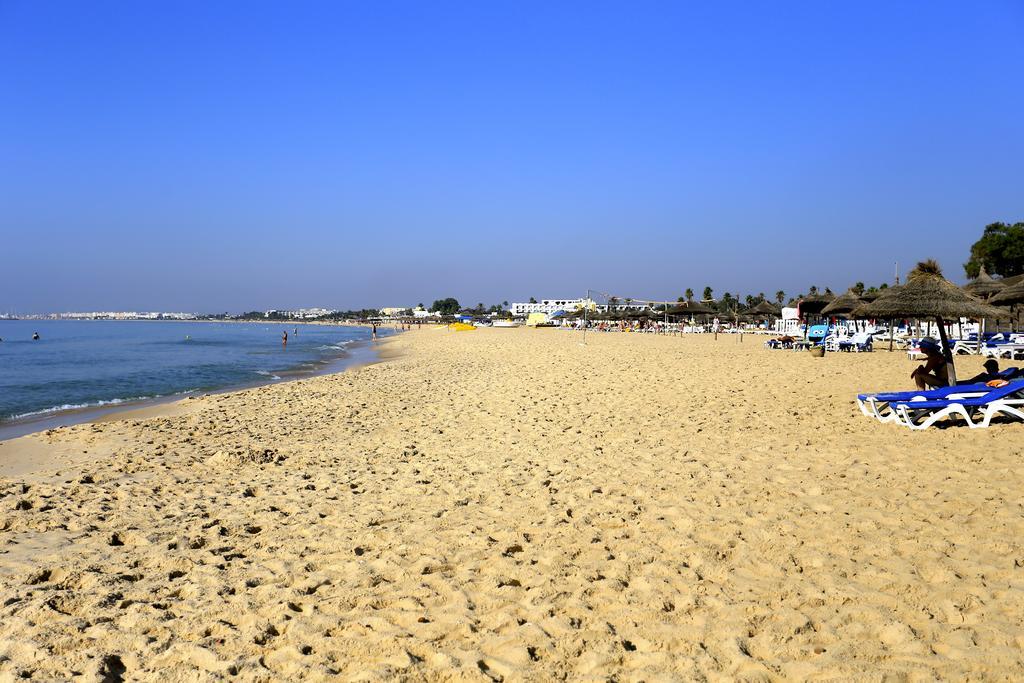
[0,320,384,426]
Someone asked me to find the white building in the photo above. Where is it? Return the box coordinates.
[379,307,409,317]
[265,308,336,319]
[508,298,598,317]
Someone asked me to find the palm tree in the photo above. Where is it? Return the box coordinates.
[809,285,819,295]
[775,290,785,306]
[703,286,713,301]
[685,288,694,301]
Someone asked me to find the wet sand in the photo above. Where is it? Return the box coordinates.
[0,328,1021,680]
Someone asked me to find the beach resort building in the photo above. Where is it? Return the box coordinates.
[508,298,599,316]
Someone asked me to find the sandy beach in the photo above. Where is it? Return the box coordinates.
[0,328,1021,680]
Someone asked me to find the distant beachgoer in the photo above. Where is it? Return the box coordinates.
[911,338,949,389]
[32,332,40,340]
[282,330,288,345]
[371,322,378,340]
[294,328,298,335]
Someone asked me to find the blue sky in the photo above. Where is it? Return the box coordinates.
[2,1,1022,312]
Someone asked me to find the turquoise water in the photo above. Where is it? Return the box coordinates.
[0,320,383,424]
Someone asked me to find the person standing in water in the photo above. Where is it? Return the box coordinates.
[282,330,288,346]
[371,322,377,340]
[33,332,40,340]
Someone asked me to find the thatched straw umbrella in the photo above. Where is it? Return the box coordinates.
[988,278,1024,306]
[821,289,866,339]
[988,279,1024,332]
[794,292,834,339]
[797,293,834,316]
[854,260,1004,384]
[747,300,781,330]
[821,289,864,318]
[674,301,716,316]
[862,284,904,351]
[750,300,781,316]
[963,266,1006,300]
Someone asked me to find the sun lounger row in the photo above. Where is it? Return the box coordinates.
[858,369,1024,429]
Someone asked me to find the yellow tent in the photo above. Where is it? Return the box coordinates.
[449,322,476,331]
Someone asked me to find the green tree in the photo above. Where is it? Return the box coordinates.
[685,288,694,301]
[809,285,819,295]
[430,298,461,315]
[775,290,785,306]
[852,282,865,295]
[964,221,1024,278]
[702,286,713,301]
[528,297,538,304]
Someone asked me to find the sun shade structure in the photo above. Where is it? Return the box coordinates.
[749,300,781,316]
[855,260,1005,384]
[796,293,835,316]
[963,266,1007,300]
[669,301,717,316]
[821,289,864,317]
[988,278,1024,306]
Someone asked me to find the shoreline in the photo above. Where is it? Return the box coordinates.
[0,332,401,445]
[0,333,403,479]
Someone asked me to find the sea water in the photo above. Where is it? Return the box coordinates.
[0,320,384,427]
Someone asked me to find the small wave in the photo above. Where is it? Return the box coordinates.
[317,341,353,350]
[254,370,283,380]
[11,396,153,420]
[8,388,200,422]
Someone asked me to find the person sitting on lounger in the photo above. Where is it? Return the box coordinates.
[911,337,949,389]
[959,358,1001,385]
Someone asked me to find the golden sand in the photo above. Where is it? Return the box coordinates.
[0,329,1021,680]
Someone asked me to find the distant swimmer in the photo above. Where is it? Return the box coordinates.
[185,335,191,341]
[371,322,377,341]
[294,327,298,335]
[282,330,288,346]
[32,332,40,340]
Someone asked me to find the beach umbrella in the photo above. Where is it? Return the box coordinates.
[749,300,781,316]
[797,293,835,317]
[988,279,1024,333]
[987,278,1024,306]
[963,266,1007,300]
[854,260,1004,384]
[669,301,716,316]
[821,289,864,318]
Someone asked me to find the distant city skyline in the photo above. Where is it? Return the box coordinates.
[2,1,1022,312]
